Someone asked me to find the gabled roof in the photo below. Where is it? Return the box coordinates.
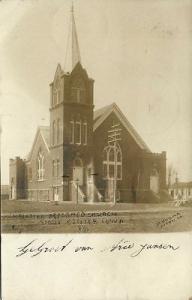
[40,126,50,148]
[93,103,151,152]
[93,104,113,123]
[26,103,150,161]
[26,126,50,161]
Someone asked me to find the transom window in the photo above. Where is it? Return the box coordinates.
[103,143,122,180]
[37,149,45,181]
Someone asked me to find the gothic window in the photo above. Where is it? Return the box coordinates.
[109,147,115,161]
[52,120,56,145]
[74,157,83,167]
[103,143,122,180]
[37,149,45,181]
[57,119,61,144]
[71,78,86,104]
[56,159,60,177]
[103,163,107,179]
[52,159,60,177]
[75,121,81,144]
[83,122,87,145]
[69,120,74,144]
[53,77,61,106]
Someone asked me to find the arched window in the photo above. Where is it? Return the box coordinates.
[53,77,61,106]
[109,147,115,161]
[75,121,81,144]
[71,78,86,104]
[82,121,87,145]
[52,159,60,178]
[52,121,56,145]
[57,119,61,144]
[103,143,122,180]
[73,157,83,167]
[37,149,45,181]
[70,119,75,144]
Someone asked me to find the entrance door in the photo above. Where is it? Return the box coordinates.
[73,167,83,186]
[150,173,159,194]
[53,187,59,201]
[11,185,15,199]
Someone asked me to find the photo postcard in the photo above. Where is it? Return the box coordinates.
[1,1,192,299]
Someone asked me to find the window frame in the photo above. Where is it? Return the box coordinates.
[37,150,45,181]
[83,122,87,145]
[75,121,81,145]
[70,120,75,144]
[103,144,122,180]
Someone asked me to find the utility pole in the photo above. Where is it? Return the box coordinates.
[76,178,79,204]
[107,123,122,204]
[0,116,2,202]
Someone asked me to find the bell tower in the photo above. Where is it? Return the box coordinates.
[49,4,94,202]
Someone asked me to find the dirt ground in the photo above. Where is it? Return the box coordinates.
[1,200,192,233]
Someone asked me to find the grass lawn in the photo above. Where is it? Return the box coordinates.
[2,199,192,233]
[2,199,179,214]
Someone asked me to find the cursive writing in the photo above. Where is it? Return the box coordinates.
[16,239,73,257]
[16,238,180,258]
[157,212,182,228]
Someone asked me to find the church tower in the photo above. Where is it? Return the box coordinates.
[49,5,94,202]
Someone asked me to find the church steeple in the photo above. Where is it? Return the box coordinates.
[64,3,81,72]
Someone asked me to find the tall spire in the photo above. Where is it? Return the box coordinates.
[64,3,81,72]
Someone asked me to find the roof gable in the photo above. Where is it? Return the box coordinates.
[26,126,50,161]
[93,103,151,152]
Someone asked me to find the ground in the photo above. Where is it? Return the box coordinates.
[1,199,192,233]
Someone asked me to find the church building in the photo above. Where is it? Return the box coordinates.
[9,6,167,204]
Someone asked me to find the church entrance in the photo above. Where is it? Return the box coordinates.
[150,168,159,194]
[72,158,83,186]
[53,187,59,201]
[70,158,86,202]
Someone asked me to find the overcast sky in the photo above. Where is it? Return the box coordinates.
[0,0,192,184]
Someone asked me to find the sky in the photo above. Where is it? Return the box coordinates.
[0,0,192,184]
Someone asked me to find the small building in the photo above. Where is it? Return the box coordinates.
[9,7,167,204]
[169,181,192,203]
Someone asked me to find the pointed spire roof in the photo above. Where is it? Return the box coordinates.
[64,3,81,72]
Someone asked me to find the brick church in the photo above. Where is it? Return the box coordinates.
[9,6,167,204]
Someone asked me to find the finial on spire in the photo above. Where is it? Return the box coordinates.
[64,3,81,72]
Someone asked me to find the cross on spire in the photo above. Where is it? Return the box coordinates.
[65,3,81,72]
